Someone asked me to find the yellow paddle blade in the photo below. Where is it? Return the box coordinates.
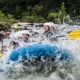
[13,25,19,29]
[66,30,80,40]
[0,53,4,58]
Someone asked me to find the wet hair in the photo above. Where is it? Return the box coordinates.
[48,26,50,31]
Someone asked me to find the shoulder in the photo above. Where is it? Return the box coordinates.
[48,31,53,35]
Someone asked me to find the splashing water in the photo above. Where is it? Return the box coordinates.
[0,24,80,80]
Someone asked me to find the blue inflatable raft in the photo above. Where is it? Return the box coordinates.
[9,44,72,62]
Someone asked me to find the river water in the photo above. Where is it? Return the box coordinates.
[0,24,80,80]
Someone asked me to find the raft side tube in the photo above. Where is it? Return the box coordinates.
[9,44,72,62]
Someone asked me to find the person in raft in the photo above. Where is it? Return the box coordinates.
[41,22,57,41]
[10,31,31,48]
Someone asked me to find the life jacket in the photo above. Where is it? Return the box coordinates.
[42,31,53,39]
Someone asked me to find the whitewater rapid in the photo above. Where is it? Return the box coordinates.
[0,24,80,80]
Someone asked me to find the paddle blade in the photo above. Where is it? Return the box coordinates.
[0,53,4,58]
[66,30,80,40]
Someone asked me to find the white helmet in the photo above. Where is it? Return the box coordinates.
[44,22,55,28]
[44,22,50,27]
[22,30,30,35]
[49,22,55,27]
[13,30,31,38]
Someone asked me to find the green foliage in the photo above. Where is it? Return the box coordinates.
[32,5,43,16]
[14,5,22,19]
[7,14,19,23]
[61,2,66,13]
[60,2,67,16]
[47,12,58,22]
[21,15,45,22]
[58,2,67,23]
[0,11,18,23]
[0,11,7,22]
[47,2,67,23]
[0,0,79,23]
[0,22,11,31]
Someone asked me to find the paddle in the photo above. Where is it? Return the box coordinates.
[0,53,4,57]
[54,30,80,40]
[0,33,4,54]
[66,30,80,40]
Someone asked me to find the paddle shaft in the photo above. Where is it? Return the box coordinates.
[0,33,4,54]
[1,37,3,53]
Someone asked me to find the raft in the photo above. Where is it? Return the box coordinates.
[9,44,72,62]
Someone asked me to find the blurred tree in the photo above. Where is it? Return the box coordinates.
[47,12,58,22]
[0,0,79,22]
[76,0,80,15]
